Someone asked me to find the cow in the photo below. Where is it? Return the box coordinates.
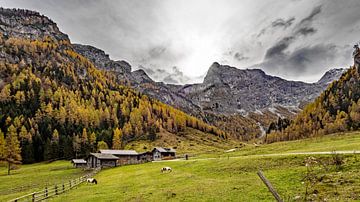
[161,167,172,173]
[86,178,98,184]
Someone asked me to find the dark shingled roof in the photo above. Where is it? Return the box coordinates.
[90,153,119,160]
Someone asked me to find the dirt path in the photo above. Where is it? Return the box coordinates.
[152,150,360,163]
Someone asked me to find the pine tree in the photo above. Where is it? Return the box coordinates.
[6,125,22,175]
[0,130,6,161]
[89,132,96,152]
[112,128,122,149]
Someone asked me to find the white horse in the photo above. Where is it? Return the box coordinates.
[86,178,97,184]
[161,167,172,173]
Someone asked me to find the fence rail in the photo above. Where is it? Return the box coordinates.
[10,168,100,202]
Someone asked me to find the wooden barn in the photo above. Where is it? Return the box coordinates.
[152,147,176,161]
[86,153,119,168]
[100,150,139,165]
[71,159,87,168]
[138,151,153,163]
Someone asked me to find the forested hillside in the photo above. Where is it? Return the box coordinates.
[266,66,360,143]
[0,33,226,164]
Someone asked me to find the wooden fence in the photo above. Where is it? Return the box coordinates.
[9,168,100,202]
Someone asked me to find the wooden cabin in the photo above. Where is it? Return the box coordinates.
[100,150,139,165]
[86,153,119,168]
[138,151,153,163]
[152,147,176,161]
[71,159,87,168]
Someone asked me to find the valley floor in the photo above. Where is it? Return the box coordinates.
[1,131,360,201]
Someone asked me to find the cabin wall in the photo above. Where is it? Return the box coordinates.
[153,150,161,161]
[117,155,138,165]
[101,160,117,168]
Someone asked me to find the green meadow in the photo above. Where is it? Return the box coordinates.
[1,131,359,201]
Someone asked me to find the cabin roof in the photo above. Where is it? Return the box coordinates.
[90,153,119,160]
[99,149,138,155]
[153,147,176,153]
[72,159,87,164]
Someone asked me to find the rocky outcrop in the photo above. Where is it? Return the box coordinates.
[0,8,68,41]
[73,44,131,74]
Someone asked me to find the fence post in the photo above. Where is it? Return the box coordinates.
[62,183,65,193]
[257,170,283,202]
[69,180,72,189]
[55,185,58,195]
[45,187,48,197]
[32,192,35,202]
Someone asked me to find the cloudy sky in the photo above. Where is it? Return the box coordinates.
[2,0,360,84]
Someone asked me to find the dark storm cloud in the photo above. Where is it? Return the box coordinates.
[298,5,322,25]
[265,37,295,59]
[295,27,316,36]
[264,5,322,64]
[271,17,295,29]
[259,43,351,79]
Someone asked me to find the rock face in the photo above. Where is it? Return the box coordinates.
[0,8,68,41]
[73,44,131,74]
[175,62,347,114]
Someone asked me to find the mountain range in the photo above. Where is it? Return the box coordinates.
[0,7,347,140]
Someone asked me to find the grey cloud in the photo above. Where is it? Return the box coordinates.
[295,27,316,36]
[298,5,322,25]
[264,5,322,60]
[149,46,167,58]
[265,37,295,59]
[271,17,295,29]
[140,66,192,84]
[234,52,249,61]
[261,44,341,75]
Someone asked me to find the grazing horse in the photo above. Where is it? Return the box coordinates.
[86,178,97,184]
[161,167,172,173]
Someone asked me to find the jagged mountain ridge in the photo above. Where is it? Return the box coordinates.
[176,62,346,114]
[72,43,346,115]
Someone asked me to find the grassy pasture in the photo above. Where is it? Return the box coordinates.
[1,131,359,201]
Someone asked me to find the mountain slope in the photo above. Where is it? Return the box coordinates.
[73,44,204,117]
[266,66,360,143]
[0,8,226,163]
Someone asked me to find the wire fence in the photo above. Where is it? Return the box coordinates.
[9,168,100,202]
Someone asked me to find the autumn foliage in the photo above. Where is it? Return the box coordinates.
[266,66,360,143]
[0,34,226,164]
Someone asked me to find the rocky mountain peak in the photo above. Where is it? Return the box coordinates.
[316,68,347,86]
[0,7,69,41]
[204,62,267,85]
